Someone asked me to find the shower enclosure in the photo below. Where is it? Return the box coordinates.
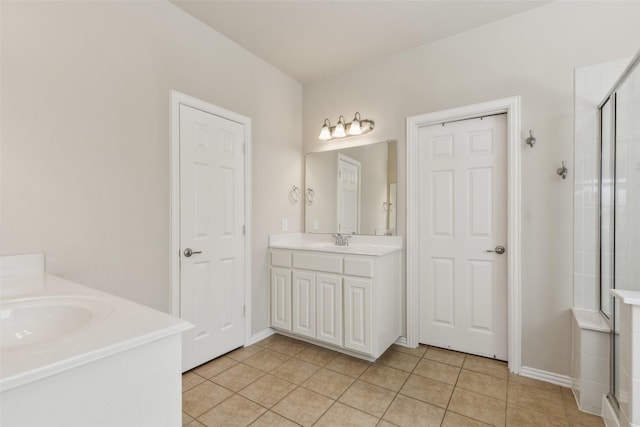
[599,50,640,416]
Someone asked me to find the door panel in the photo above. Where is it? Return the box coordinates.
[292,271,316,339]
[270,268,291,331]
[419,114,507,360]
[180,104,245,372]
[344,277,372,354]
[316,274,342,346]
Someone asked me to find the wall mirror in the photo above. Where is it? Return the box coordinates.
[305,140,397,235]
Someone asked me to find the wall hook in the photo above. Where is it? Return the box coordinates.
[557,161,568,179]
[526,130,536,148]
[289,185,300,203]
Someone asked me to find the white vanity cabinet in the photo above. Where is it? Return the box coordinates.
[269,247,401,359]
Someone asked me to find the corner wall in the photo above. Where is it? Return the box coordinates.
[0,1,303,335]
[303,1,640,375]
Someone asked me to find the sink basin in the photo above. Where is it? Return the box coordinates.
[0,296,112,349]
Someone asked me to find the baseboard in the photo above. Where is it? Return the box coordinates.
[519,366,573,388]
[394,336,408,346]
[247,328,275,346]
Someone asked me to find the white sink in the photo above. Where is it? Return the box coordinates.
[0,296,113,348]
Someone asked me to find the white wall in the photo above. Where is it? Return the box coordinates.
[0,1,302,335]
[303,1,640,375]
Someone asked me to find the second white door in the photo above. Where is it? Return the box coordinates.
[337,154,361,234]
[418,114,508,360]
[179,104,246,372]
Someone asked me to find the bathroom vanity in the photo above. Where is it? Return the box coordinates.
[269,233,402,360]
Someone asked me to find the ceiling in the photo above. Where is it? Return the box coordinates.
[171,1,549,84]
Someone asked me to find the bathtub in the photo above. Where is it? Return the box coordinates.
[0,254,192,427]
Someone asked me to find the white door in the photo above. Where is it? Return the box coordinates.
[180,104,246,372]
[292,271,316,339]
[337,154,361,234]
[418,114,508,360]
[316,273,342,346]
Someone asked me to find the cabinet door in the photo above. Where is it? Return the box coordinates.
[344,277,373,354]
[316,274,342,346]
[292,271,316,339]
[270,268,291,331]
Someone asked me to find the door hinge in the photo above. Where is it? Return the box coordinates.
[242,143,246,155]
[242,225,246,235]
[243,305,246,317]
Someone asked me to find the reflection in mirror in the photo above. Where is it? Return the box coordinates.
[305,140,397,235]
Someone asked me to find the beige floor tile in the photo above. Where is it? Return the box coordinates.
[338,380,396,418]
[297,345,339,366]
[565,408,604,427]
[326,354,371,377]
[376,421,396,427]
[182,381,233,418]
[193,356,238,379]
[508,372,563,392]
[269,336,309,355]
[448,388,506,426]
[272,387,334,427]
[442,411,490,426]
[359,364,409,392]
[182,411,194,426]
[226,344,264,362]
[243,349,290,372]
[507,382,566,419]
[506,403,569,426]
[249,411,300,427]
[424,347,466,367]
[382,394,445,427]
[183,372,206,392]
[185,420,206,427]
[399,373,454,408]
[376,350,420,372]
[272,357,321,384]
[303,367,355,399]
[413,359,460,385]
[315,402,379,427]
[391,343,428,358]
[238,373,296,408]
[258,333,285,347]
[199,394,266,427]
[457,369,507,401]
[212,363,264,392]
[462,355,508,380]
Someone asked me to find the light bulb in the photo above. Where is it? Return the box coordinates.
[333,116,346,138]
[348,112,362,135]
[318,119,331,140]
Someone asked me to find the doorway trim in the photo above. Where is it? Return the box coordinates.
[170,90,253,346]
[406,96,521,373]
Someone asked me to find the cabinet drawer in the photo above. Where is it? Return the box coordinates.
[271,251,292,268]
[293,253,342,274]
[344,258,373,278]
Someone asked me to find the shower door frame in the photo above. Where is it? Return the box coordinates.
[597,50,640,414]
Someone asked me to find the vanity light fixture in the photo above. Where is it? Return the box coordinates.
[318,112,375,141]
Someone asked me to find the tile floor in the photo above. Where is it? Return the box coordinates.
[182,334,604,427]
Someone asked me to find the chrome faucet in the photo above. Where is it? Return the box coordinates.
[333,233,353,246]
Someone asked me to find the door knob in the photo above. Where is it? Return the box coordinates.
[183,248,202,257]
[486,246,506,255]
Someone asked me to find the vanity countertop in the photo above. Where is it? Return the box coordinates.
[269,233,402,256]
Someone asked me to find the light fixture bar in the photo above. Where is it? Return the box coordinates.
[318,112,375,141]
